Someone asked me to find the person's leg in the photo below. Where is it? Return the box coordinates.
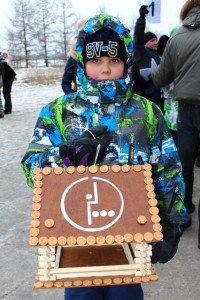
[105,284,143,300]
[3,78,13,114]
[177,103,199,213]
[64,286,104,300]
[0,87,4,117]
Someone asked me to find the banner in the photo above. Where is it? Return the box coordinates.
[143,0,161,23]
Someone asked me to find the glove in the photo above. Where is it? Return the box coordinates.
[151,228,181,264]
[59,126,112,167]
[139,5,149,18]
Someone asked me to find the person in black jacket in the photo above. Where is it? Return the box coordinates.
[0,55,5,118]
[1,50,16,114]
[61,19,86,94]
[133,5,162,107]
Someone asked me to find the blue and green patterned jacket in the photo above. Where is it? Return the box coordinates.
[21,13,190,263]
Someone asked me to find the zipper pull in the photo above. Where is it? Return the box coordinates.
[128,134,134,165]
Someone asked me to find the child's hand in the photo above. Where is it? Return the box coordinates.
[59,126,112,167]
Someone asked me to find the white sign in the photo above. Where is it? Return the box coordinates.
[143,0,161,23]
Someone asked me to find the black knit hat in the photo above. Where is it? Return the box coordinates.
[143,32,157,45]
[83,27,127,65]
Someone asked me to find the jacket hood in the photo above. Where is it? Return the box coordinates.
[181,5,200,27]
[76,13,134,104]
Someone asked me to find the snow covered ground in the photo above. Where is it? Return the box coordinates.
[11,67,64,114]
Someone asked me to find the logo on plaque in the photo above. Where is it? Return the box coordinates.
[61,176,124,232]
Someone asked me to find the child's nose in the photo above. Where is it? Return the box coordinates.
[102,63,110,73]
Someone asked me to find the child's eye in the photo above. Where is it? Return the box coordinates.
[91,58,100,63]
[111,58,121,63]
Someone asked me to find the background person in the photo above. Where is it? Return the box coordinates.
[61,18,86,94]
[151,0,200,215]
[133,5,162,108]
[1,50,16,114]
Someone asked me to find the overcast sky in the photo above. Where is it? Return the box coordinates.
[0,0,186,50]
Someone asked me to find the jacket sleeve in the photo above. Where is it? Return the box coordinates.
[61,57,77,94]
[151,44,174,88]
[149,105,191,263]
[133,17,146,66]
[20,100,65,187]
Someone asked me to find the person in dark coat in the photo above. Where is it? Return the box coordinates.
[1,50,16,114]
[133,5,162,107]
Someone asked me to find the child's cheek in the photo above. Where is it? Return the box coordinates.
[114,69,124,79]
[86,66,99,80]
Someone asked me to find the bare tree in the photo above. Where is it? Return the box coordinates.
[54,0,77,61]
[7,0,36,68]
[35,0,56,67]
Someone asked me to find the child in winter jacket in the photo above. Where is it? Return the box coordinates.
[21,13,191,300]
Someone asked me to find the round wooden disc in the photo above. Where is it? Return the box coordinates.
[133,165,142,172]
[106,235,115,244]
[44,281,54,288]
[29,237,38,246]
[153,223,162,232]
[137,216,147,225]
[33,168,41,175]
[149,207,159,215]
[132,276,142,283]
[32,194,41,203]
[45,219,55,228]
[42,167,52,175]
[154,231,163,241]
[146,184,155,192]
[30,228,40,237]
[67,236,76,245]
[111,165,121,173]
[99,165,109,173]
[143,170,152,178]
[32,203,41,211]
[115,235,124,243]
[151,215,161,223]
[77,236,87,245]
[142,276,150,282]
[143,164,152,171]
[58,236,67,245]
[147,191,156,199]
[32,211,40,219]
[54,281,63,288]
[89,165,98,174]
[121,165,130,172]
[54,167,63,175]
[39,236,48,246]
[96,236,106,244]
[150,274,158,281]
[148,199,158,206]
[34,281,44,288]
[134,233,143,243]
[87,236,96,245]
[64,281,72,287]
[34,174,43,181]
[144,232,154,242]
[33,187,42,195]
[66,166,75,174]
[124,233,133,243]
[123,277,132,284]
[31,219,40,228]
[144,177,153,184]
[93,279,102,285]
[73,280,82,286]
[48,237,57,246]
[83,280,92,286]
[77,165,86,173]
[113,278,123,284]
[103,278,112,285]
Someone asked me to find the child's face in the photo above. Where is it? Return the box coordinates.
[85,56,125,81]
